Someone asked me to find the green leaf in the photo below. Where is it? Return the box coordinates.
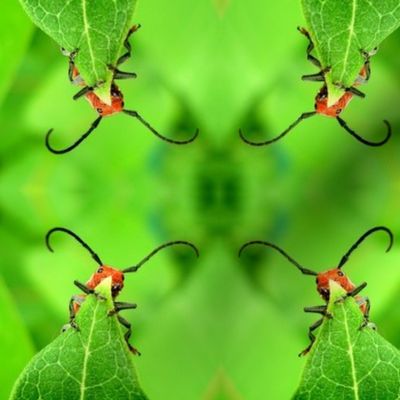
[294,281,400,400]
[18,0,136,101]
[10,277,148,400]
[301,0,400,104]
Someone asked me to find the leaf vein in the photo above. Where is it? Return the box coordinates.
[342,303,359,400]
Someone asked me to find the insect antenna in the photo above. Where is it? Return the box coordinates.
[239,240,318,276]
[338,226,394,269]
[336,118,391,147]
[123,241,199,273]
[45,227,103,266]
[122,110,199,145]
[239,111,316,146]
[45,116,103,154]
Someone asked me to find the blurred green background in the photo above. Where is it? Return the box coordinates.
[1,0,400,399]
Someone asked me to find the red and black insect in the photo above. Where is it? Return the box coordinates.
[46,227,199,354]
[46,25,199,154]
[239,27,391,147]
[239,226,393,356]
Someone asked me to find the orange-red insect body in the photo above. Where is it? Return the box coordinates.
[72,66,124,117]
[315,88,354,117]
[315,268,367,314]
[315,65,368,118]
[239,28,391,147]
[46,227,199,354]
[239,226,393,356]
[46,24,198,154]
[86,86,124,117]
[71,265,125,315]
[86,265,125,295]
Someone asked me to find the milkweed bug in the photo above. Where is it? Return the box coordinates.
[45,25,199,154]
[239,27,391,147]
[45,227,199,354]
[239,226,393,356]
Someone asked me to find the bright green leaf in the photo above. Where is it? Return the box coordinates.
[294,281,400,400]
[10,278,148,400]
[301,0,400,103]
[18,0,137,101]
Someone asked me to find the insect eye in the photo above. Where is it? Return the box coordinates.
[97,267,104,273]
[97,108,103,113]
[337,270,344,277]
[336,109,342,115]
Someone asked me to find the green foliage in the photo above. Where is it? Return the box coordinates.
[10,278,147,400]
[18,0,136,101]
[2,0,400,399]
[0,0,33,106]
[0,277,34,400]
[302,0,400,103]
[138,248,303,399]
[294,281,400,399]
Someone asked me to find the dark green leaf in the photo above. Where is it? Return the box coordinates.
[18,0,137,101]
[10,278,148,400]
[302,0,400,103]
[294,281,400,400]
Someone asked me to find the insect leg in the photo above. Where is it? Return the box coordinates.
[117,24,141,66]
[108,301,137,316]
[117,315,141,355]
[347,281,367,298]
[68,296,78,329]
[67,50,77,83]
[359,48,377,83]
[68,294,85,330]
[63,48,85,86]
[333,81,366,98]
[73,86,93,100]
[302,67,330,82]
[113,70,137,80]
[72,79,105,100]
[346,86,365,98]
[301,72,325,82]
[73,280,94,295]
[74,279,107,303]
[335,282,368,306]
[108,64,137,80]
[358,296,371,329]
[297,27,322,68]
[363,297,371,320]
[299,318,323,357]
[362,63,370,84]
[304,305,332,318]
